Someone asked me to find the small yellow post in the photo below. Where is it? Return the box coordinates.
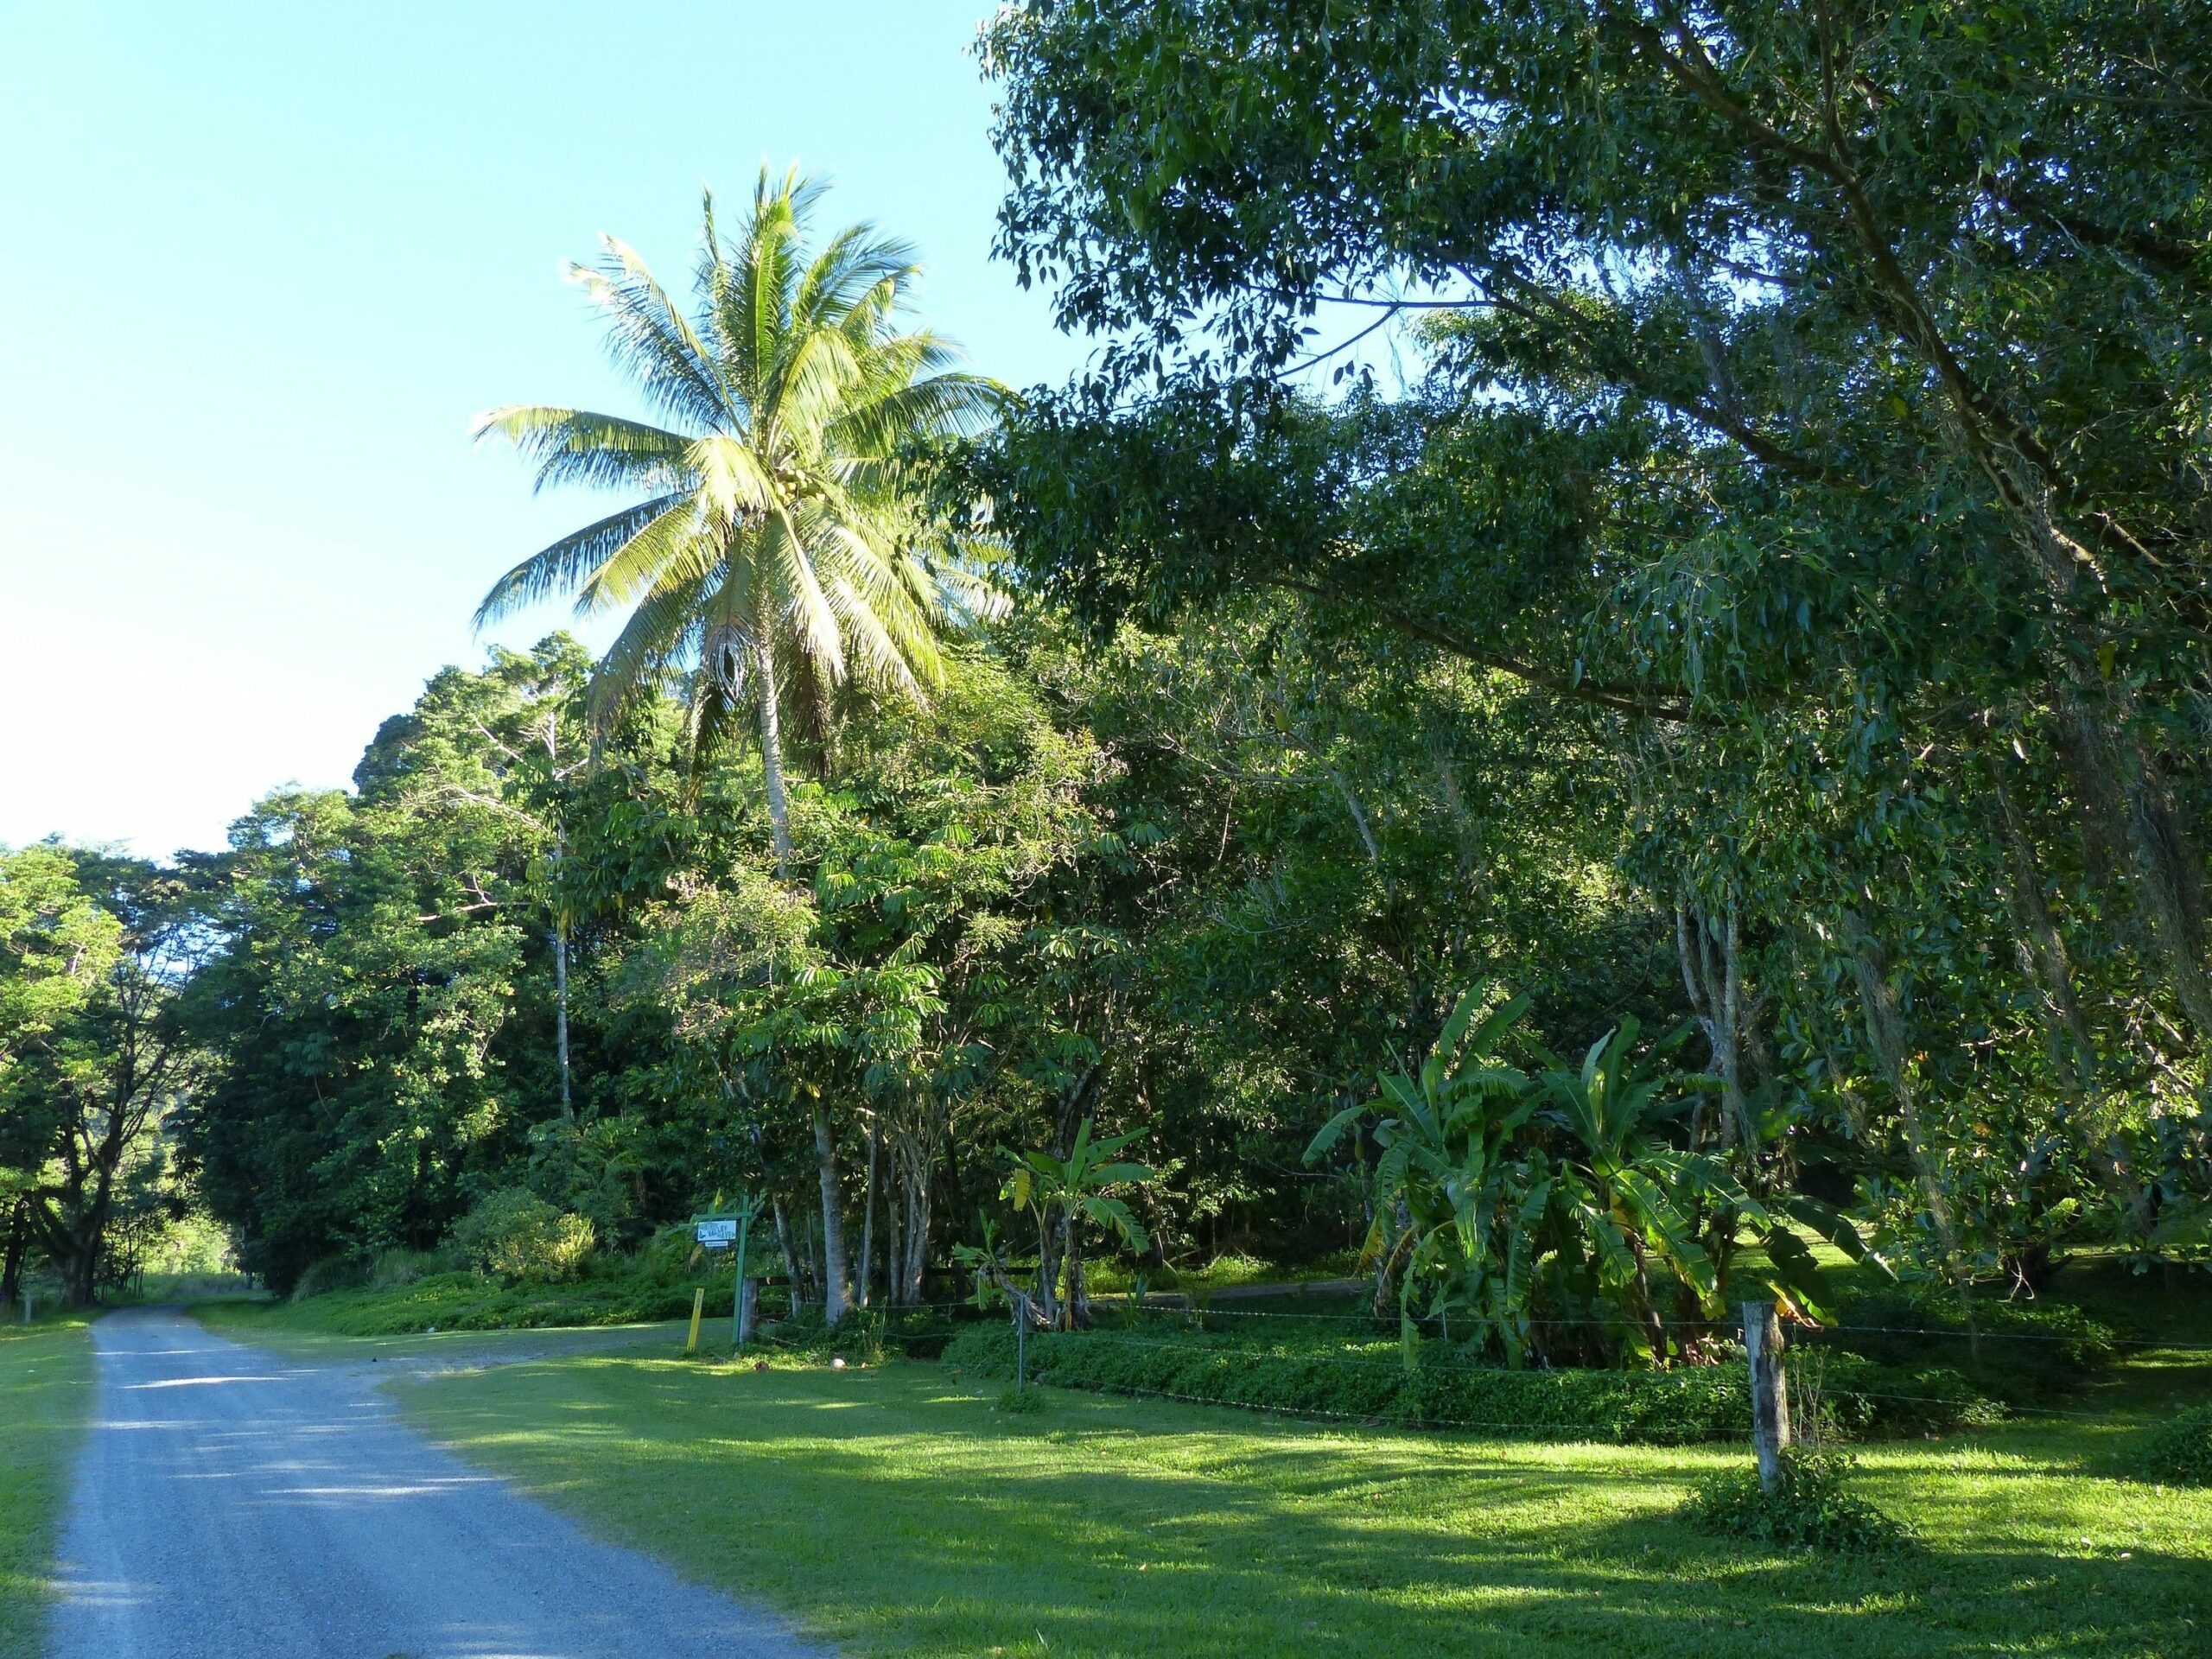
[685,1287,705,1356]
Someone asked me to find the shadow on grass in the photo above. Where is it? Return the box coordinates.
[393,1356,2212,1659]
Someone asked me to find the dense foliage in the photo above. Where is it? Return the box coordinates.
[6,9,2209,1352]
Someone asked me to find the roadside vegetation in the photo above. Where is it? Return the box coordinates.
[0,1314,92,1658]
[392,1293,2212,1659]
[4,1,2211,1647]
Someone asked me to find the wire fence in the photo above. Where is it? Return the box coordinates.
[719,1277,2201,1443]
[748,1288,2212,1353]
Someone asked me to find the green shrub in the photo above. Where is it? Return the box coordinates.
[753,1305,892,1363]
[943,1325,1750,1442]
[2141,1403,2212,1486]
[453,1189,596,1283]
[264,1264,700,1335]
[940,1322,2008,1441]
[1683,1448,1911,1552]
[1819,1353,2007,1438]
[1824,1290,2117,1405]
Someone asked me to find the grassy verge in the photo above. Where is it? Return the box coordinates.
[391,1336,2212,1659]
[192,1296,690,1365]
[190,1267,705,1338]
[0,1313,93,1659]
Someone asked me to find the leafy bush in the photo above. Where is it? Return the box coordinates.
[753,1305,891,1363]
[1683,1448,1911,1552]
[256,1263,700,1335]
[1819,1353,2007,1438]
[995,1384,1047,1414]
[941,1322,2006,1441]
[453,1189,596,1283]
[2141,1403,2212,1486]
[943,1325,1750,1441]
[1823,1290,2117,1405]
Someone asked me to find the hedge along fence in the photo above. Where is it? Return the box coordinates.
[939,1324,2012,1442]
[944,1325,1753,1441]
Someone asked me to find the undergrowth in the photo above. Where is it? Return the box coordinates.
[1682,1447,1912,1553]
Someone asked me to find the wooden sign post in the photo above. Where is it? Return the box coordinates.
[693,1191,766,1352]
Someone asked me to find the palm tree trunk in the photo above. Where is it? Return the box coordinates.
[813,1106,850,1326]
[755,633,793,870]
[552,914,573,1118]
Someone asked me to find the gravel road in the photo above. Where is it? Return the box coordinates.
[48,1306,823,1659]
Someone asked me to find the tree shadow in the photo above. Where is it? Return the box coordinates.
[404,1359,2212,1659]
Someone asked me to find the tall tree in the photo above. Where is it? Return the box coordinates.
[474,166,1006,863]
[1,850,198,1306]
[474,170,1007,1321]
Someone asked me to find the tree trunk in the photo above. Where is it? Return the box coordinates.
[755,632,793,870]
[1678,901,1757,1155]
[58,1223,100,1308]
[1035,1211,1063,1329]
[859,1116,880,1309]
[813,1106,849,1326]
[885,1164,904,1308]
[1839,910,1980,1351]
[0,1200,28,1312]
[1063,1209,1090,1330]
[772,1195,802,1313]
[551,916,573,1119]
[1989,753,2100,1091]
[2056,695,2212,1038]
[901,1157,931,1306]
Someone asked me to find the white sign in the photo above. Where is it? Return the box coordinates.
[696,1218,737,1249]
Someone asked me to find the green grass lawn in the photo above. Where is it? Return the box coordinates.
[0,1313,92,1659]
[390,1333,2212,1659]
[193,1295,690,1365]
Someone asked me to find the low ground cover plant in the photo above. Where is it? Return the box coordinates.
[1682,1447,1912,1553]
[1815,1289,2119,1408]
[2141,1403,2212,1486]
[943,1319,2008,1440]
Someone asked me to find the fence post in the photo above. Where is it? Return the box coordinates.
[737,1279,758,1349]
[1014,1291,1029,1392]
[684,1287,704,1356]
[1741,1300,1792,1492]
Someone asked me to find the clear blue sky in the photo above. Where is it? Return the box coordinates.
[0,2,1091,860]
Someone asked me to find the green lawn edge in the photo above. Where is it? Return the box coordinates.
[388,1339,2212,1659]
[0,1314,94,1659]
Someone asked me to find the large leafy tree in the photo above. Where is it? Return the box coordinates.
[979,0,2212,1279]
[474,167,1007,865]
[0,849,199,1306]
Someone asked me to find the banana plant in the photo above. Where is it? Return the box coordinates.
[1003,1118,1155,1328]
[1307,986,1554,1363]
[1534,1017,1883,1339]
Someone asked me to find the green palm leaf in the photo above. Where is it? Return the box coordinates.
[476,167,1008,863]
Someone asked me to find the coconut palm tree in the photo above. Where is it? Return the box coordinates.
[474,167,1007,868]
[476,170,1004,1325]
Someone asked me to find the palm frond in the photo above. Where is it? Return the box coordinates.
[569,238,728,429]
[473,405,696,494]
[474,493,686,626]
